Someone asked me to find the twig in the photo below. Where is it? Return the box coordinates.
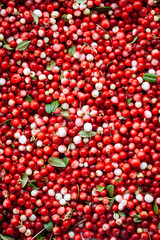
[49,232,53,240]
[96,24,111,39]
[31,228,45,240]
[74,218,87,228]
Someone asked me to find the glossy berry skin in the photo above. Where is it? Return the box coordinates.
[0,0,159,240]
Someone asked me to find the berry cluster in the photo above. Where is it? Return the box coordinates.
[0,0,160,240]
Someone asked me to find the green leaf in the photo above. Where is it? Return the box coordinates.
[84,201,92,206]
[0,4,4,7]
[124,190,130,194]
[21,173,28,188]
[159,116,160,123]
[62,14,69,22]
[109,197,115,208]
[48,157,66,168]
[126,98,132,106]
[68,44,76,57]
[31,13,39,24]
[95,6,112,12]
[31,76,37,79]
[45,100,60,114]
[17,41,31,51]
[0,119,12,126]
[157,221,160,229]
[62,157,69,167]
[133,217,142,223]
[106,185,114,197]
[24,94,33,102]
[46,60,56,71]
[79,130,97,138]
[67,142,72,151]
[44,221,53,232]
[119,116,127,120]
[143,73,158,83]
[0,234,15,240]
[129,34,139,44]
[133,214,142,223]
[153,201,159,215]
[3,44,13,50]
[39,237,45,240]
[118,211,125,217]
[98,197,104,201]
[33,207,38,213]
[28,180,39,190]
[62,111,71,120]
[115,178,122,182]
[96,185,105,192]
[75,0,87,3]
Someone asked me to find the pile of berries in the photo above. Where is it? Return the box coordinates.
[0,0,160,239]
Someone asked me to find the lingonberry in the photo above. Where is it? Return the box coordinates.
[0,0,159,239]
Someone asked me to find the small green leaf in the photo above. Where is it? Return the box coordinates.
[98,197,104,201]
[17,41,31,51]
[126,98,132,106]
[143,73,158,83]
[133,217,142,223]
[62,14,69,22]
[68,44,76,57]
[95,185,105,192]
[33,207,38,213]
[62,111,71,120]
[31,12,39,24]
[133,214,142,223]
[0,4,4,7]
[159,116,160,123]
[119,116,127,120]
[48,157,66,168]
[28,180,39,190]
[3,44,13,50]
[129,34,139,44]
[0,234,15,240]
[153,201,159,215]
[115,178,122,182]
[79,130,97,138]
[21,173,28,188]
[118,211,125,217]
[46,60,56,71]
[0,119,12,126]
[67,142,72,151]
[85,201,92,206]
[109,197,115,208]
[62,157,69,167]
[45,100,60,114]
[124,190,130,196]
[31,76,37,79]
[106,185,114,197]
[157,221,160,229]
[39,237,45,240]
[44,221,53,232]
[95,6,112,12]
[24,94,33,102]
[75,0,87,3]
